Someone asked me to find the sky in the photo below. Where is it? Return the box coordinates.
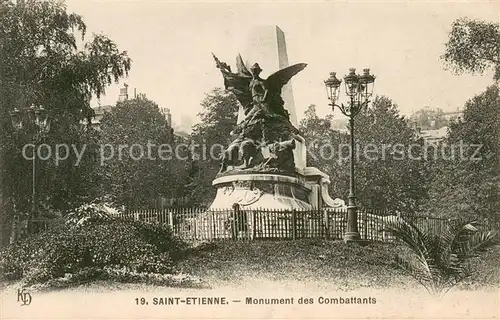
[64,0,498,131]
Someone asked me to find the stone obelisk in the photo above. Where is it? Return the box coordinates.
[240,25,306,169]
[240,26,298,127]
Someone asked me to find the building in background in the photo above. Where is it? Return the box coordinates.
[441,108,464,121]
[409,106,462,144]
[118,83,129,102]
[172,114,194,140]
[160,107,172,127]
[411,119,449,144]
[90,104,114,130]
[418,126,449,144]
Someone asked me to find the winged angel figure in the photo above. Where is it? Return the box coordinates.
[213,53,307,173]
[213,53,306,126]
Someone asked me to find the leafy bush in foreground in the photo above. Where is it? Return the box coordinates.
[27,266,208,291]
[0,217,188,286]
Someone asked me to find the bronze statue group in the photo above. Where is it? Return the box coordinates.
[212,53,307,175]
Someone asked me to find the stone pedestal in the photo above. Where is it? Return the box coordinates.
[209,172,312,210]
[208,168,346,211]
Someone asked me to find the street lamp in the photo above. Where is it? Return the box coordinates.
[10,104,50,235]
[324,68,375,243]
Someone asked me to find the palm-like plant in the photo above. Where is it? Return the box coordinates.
[382,216,498,296]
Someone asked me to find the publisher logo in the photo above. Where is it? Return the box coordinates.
[17,288,32,306]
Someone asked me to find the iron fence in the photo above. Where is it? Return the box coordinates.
[117,208,499,242]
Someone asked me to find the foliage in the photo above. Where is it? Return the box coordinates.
[299,104,350,201]
[0,0,131,118]
[409,107,450,130]
[43,126,103,212]
[0,0,131,245]
[28,266,206,290]
[442,17,500,81]
[383,216,498,296]
[300,98,430,213]
[423,86,500,221]
[187,88,239,206]
[98,96,187,208]
[299,104,337,153]
[354,96,430,213]
[0,216,187,286]
[65,198,116,227]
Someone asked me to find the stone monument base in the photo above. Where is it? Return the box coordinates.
[208,168,346,210]
[209,172,312,210]
[182,169,346,240]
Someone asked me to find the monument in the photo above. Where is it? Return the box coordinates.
[240,26,306,169]
[207,26,344,212]
[239,26,298,128]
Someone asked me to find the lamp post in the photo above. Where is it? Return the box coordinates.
[10,105,50,235]
[324,68,375,243]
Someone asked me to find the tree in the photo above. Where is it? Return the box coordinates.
[352,96,430,213]
[423,86,500,221]
[0,0,131,122]
[187,88,239,206]
[0,0,131,245]
[442,18,500,81]
[299,104,350,200]
[98,96,185,208]
[27,123,101,213]
[300,97,430,213]
[383,216,497,296]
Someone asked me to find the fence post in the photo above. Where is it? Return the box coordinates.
[291,209,297,240]
[208,210,213,240]
[213,210,218,239]
[193,209,198,240]
[252,210,256,240]
[169,211,174,231]
[322,209,328,240]
[231,203,238,240]
[363,209,368,240]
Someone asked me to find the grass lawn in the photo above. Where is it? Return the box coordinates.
[178,239,500,291]
[178,239,415,290]
[1,239,498,293]
[2,231,498,319]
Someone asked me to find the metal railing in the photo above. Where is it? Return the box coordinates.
[117,208,498,242]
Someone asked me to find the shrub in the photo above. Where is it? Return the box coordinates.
[0,217,187,286]
[26,266,208,291]
[382,217,498,296]
[65,200,115,227]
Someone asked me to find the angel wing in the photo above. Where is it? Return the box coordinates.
[212,53,252,108]
[236,54,252,77]
[264,63,307,94]
[223,73,253,109]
